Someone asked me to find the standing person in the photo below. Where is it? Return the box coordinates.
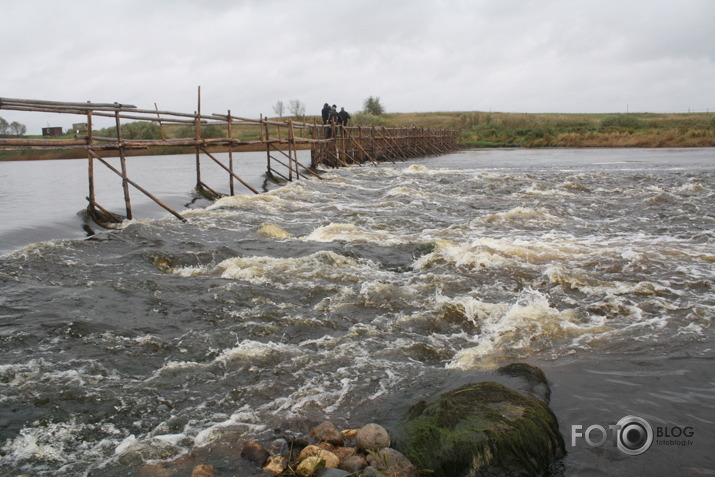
[338,107,351,126]
[322,103,331,138]
[329,105,340,124]
[326,105,340,139]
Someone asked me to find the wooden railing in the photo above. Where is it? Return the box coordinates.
[0,94,459,225]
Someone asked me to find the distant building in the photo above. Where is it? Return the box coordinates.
[42,127,63,137]
[72,123,88,133]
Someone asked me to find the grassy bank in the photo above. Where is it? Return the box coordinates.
[370,111,714,148]
[290,111,714,148]
[452,112,715,148]
[2,111,713,161]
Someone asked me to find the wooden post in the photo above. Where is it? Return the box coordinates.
[263,114,272,175]
[195,86,202,187]
[288,119,296,181]
[200,147,259,194]
[115,111,132,219]
[227,109,235,195]
[358,127,364,163]
[89,150,187,222]
[154,103,166,141]
[310,119,317,169]
[86,109,95,206]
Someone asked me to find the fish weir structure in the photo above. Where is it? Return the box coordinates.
[0,94,459,226]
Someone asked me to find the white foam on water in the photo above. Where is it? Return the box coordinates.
[2,419,123,468]
[524,182,576,197]
[212,251,370,288]
[112,431,190,464]
[0,359,45,387]
[171,264,212,277]
[6,239,73,259]
[192,405,266,447]
[313,286,359,312]
[414,234,603,272]
[477,206,563,224]
[434,292,509,327]
[404,164,430,173]
[677,322,707,337]
[98,332,169,350]
[256,222,292,239]
[302,222,404,245]
[677,183,708,192]
[413,239,510,270]
[215,339,301,364]
[383,186,428,199]
[447,289,611,369]
[114,435,138,455]
[208,192,286,211]
[144,359,207,382]
[545,264,677,296]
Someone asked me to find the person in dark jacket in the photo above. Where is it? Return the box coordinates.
[328,105,340,124]
[322,103,332,138]
[338,107,351,126]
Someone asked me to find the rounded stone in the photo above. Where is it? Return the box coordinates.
[311,421,345,446]
[339,455,368,473]
[298,445,340,468]
[356,423,390,451]
[296,456,325,477]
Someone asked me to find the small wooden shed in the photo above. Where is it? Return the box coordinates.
[42,127,63,137]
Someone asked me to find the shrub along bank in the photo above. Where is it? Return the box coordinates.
[451,111,715,148]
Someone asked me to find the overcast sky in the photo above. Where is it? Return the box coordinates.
[2,0,714,134]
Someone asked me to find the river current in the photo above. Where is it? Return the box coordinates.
[0,148,713,476]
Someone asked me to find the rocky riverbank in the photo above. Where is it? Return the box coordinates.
[134,363,564,477]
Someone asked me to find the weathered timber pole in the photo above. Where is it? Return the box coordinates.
[380,126,406,161]
[286,120,294,181]
[86,110,95,207]
[343,128,378,166]
[154,103,166,141]
[263,115,272,176]
[115,111,133,220]
[227,109,235,195]
[265,148,314,181]
[310,120,319,169]
[200,147,259,194]
[89,150,187,222]
[195,86,202,188]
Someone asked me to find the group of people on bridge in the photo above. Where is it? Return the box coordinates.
[321,103,351,138]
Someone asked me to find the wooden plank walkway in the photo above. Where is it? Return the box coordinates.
[0,95,459,225]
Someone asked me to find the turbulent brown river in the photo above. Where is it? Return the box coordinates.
[0,148,713,476]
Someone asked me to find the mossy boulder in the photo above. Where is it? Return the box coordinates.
[496,362,551,404]
[394,377,565,476]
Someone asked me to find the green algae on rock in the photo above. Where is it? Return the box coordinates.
[395,378,565,476]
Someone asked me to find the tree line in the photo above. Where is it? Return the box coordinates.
[0,117,27,136]
[272,96,385,119]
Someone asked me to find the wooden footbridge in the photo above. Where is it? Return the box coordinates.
[0,94,459,225]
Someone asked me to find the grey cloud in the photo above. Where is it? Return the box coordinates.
[1,0,713,134]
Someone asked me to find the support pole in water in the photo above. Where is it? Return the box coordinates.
[86,109,95,206]
[115,110,132,220]
[263,114,272,177]
[88,150,186,222]
[195,86,202,189]
[227,109,235,195]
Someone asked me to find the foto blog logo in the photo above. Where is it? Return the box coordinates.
[572,415,654,456]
